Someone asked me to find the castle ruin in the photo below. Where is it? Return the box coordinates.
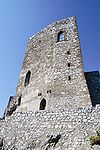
[0,16,100,150]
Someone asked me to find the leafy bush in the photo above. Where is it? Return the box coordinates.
[90,131,100,146]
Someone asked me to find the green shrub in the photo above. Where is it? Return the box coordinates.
[96,130,100,138]
[90,130,100,146]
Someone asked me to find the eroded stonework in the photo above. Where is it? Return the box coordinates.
[4,16,91,116]
[1,16,100,150]
[0,106,100,150]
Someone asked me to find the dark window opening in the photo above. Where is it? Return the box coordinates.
[39,98,46,110]
[0,138,3,147]
[18,95,22,106]
[39,40,41,43]
[68,76,71,81]
[38,93,42,96]
[47,90,51,93]
[24,71,31,87]
[57,31,64,42]
[67,51,70,55]
[68,63,70,67]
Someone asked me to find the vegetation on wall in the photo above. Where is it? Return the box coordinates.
[90,130,100,146]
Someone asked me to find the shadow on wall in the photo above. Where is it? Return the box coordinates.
[85,71,100,106]
[3,95,22,119]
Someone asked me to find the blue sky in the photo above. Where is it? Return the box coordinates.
[0,0,100,117]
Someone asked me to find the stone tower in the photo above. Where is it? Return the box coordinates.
[4,16,91,116]
[1,16,100,150]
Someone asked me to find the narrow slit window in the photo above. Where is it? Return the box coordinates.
[68,76,71,81]
[57,31,65,42]
[67,51,70,55]
[18,95,22,106]
[68,63,70,67]
[24,71,31,87]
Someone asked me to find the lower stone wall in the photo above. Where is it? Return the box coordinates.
[0,105,100,150]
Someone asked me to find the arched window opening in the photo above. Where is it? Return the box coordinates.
[57,31,65,42]
[18,95,22,106]
[24,71,31,87]
[39,98,46,110]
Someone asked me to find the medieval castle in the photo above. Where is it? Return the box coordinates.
[0,16,100,150]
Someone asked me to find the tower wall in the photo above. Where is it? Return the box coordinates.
[1,16,100,150]
[15,16,91,112]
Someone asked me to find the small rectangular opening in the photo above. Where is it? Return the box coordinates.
[68,76,71,81]
[38,93,42,96]
[67,51,70,55]
[47,90,51,93]
[68,63,70,67]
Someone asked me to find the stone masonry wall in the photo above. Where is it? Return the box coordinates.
[0,106,100,150]
[12,16,91,113]
[2,16,100,150]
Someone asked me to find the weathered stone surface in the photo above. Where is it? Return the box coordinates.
[4,16,91,116]
[0,106,100,149]
[1,16,100,150]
